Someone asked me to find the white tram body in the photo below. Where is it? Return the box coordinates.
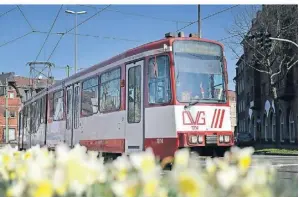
[19,33,234,159]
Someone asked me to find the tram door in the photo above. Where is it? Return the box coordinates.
[65,86,73,147]
[125,60,144,153]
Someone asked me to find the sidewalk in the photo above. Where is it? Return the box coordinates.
[253,143,298,156]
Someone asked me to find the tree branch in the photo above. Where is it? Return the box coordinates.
[270,55,286,83]
[227,43,270,74]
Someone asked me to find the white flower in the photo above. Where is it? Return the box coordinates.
[6,181,26,197]
[216,166,238,190]
[129,148,158,174]
[173,148,190,169]
[111,178,140,197]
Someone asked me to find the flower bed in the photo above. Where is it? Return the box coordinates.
[0,145,296,197]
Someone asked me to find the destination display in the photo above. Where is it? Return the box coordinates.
[173,40,222,56]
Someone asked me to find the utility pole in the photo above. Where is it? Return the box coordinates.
[65,10,87,74]
[66,65,70,77]
[198,5,201,38]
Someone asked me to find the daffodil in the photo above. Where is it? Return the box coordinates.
[216,166,238,190]
[111,179,140,197]
[172,169,204,197]
[5,181,25,197]
[173,148,190,169]
[112,156,132,181]
[30,180,54,197]
[205,157,217,175]
[237,147,254,173]
[129,148,158,175]
[142,176,160,197]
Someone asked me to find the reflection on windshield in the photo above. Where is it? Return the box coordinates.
[174,47,225,103]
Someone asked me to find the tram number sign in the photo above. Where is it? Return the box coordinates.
[157,138,163,144]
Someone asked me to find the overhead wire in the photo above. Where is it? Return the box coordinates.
[17,5,35,31]
[79,5,192,24]
[0,31,34,48]
[176,5,240,32]
[0,6,17,18]
[35,5,63,62]
[46,4,112,62]
[34,30,143,43]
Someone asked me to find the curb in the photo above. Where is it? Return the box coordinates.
[254,152,298,156]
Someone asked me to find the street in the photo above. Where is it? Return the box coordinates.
[162,155,298,191]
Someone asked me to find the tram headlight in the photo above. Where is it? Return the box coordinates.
[189,135,197,144]
[198,135,203,143]
[219,135,224,142]
[224,135,230,143]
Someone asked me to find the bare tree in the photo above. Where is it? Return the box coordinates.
[226,5,298,146]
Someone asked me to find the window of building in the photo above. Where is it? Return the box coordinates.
[2,128,16,142]
[10,111,16,118]
[148,55,171,104]
[271,112,276,142]
[99,68,121,112]
[8,92,14,98]
[128,65,141,123]
[53,90,64,121]
[289,109,295,143]
[264,113,268,141]
[82,77,99,116]
[280,110,284,142]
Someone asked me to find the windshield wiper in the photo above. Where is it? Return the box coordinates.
[184,98,223,109]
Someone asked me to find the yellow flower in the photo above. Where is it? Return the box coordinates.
[143,178,159,197]
[205,158,216,174]
[1,154,12,167]
[174,169,202,197]
[130,148,157,174]
[113,156,132,181]
[6,188,13,197]
[237,147,254,172]
[9,171,16,180]
[32,180,53,197]
[157,188,168,197]
[125,184,138,197]
[24,151,32,160]
[112,179,139,197]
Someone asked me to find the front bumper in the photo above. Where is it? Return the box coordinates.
[177,131,234,147]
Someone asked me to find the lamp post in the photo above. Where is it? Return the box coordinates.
[65,9,87,74]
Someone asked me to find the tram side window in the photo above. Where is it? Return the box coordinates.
[66,88,72,129]
[128,65,141,123]
[53,90,64,121]
[82,77,99,116]
[49,93,54,118]
[74,86,80,129]
[99,68,121,112]
[24,106,27,128]
[36,99,41,128]
[40,96,46,124]
[148,55,171,104]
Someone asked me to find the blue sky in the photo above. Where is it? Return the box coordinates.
[0,5,258,90]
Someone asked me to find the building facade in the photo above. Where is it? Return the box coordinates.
[228,90,237,135]
[234,5,298,147]
[0,72,54,144]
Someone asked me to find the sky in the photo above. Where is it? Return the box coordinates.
[0,5,260,90]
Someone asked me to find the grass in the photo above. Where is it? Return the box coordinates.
[255,148,298,155]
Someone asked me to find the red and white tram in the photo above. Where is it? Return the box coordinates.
[18,32,234,161]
